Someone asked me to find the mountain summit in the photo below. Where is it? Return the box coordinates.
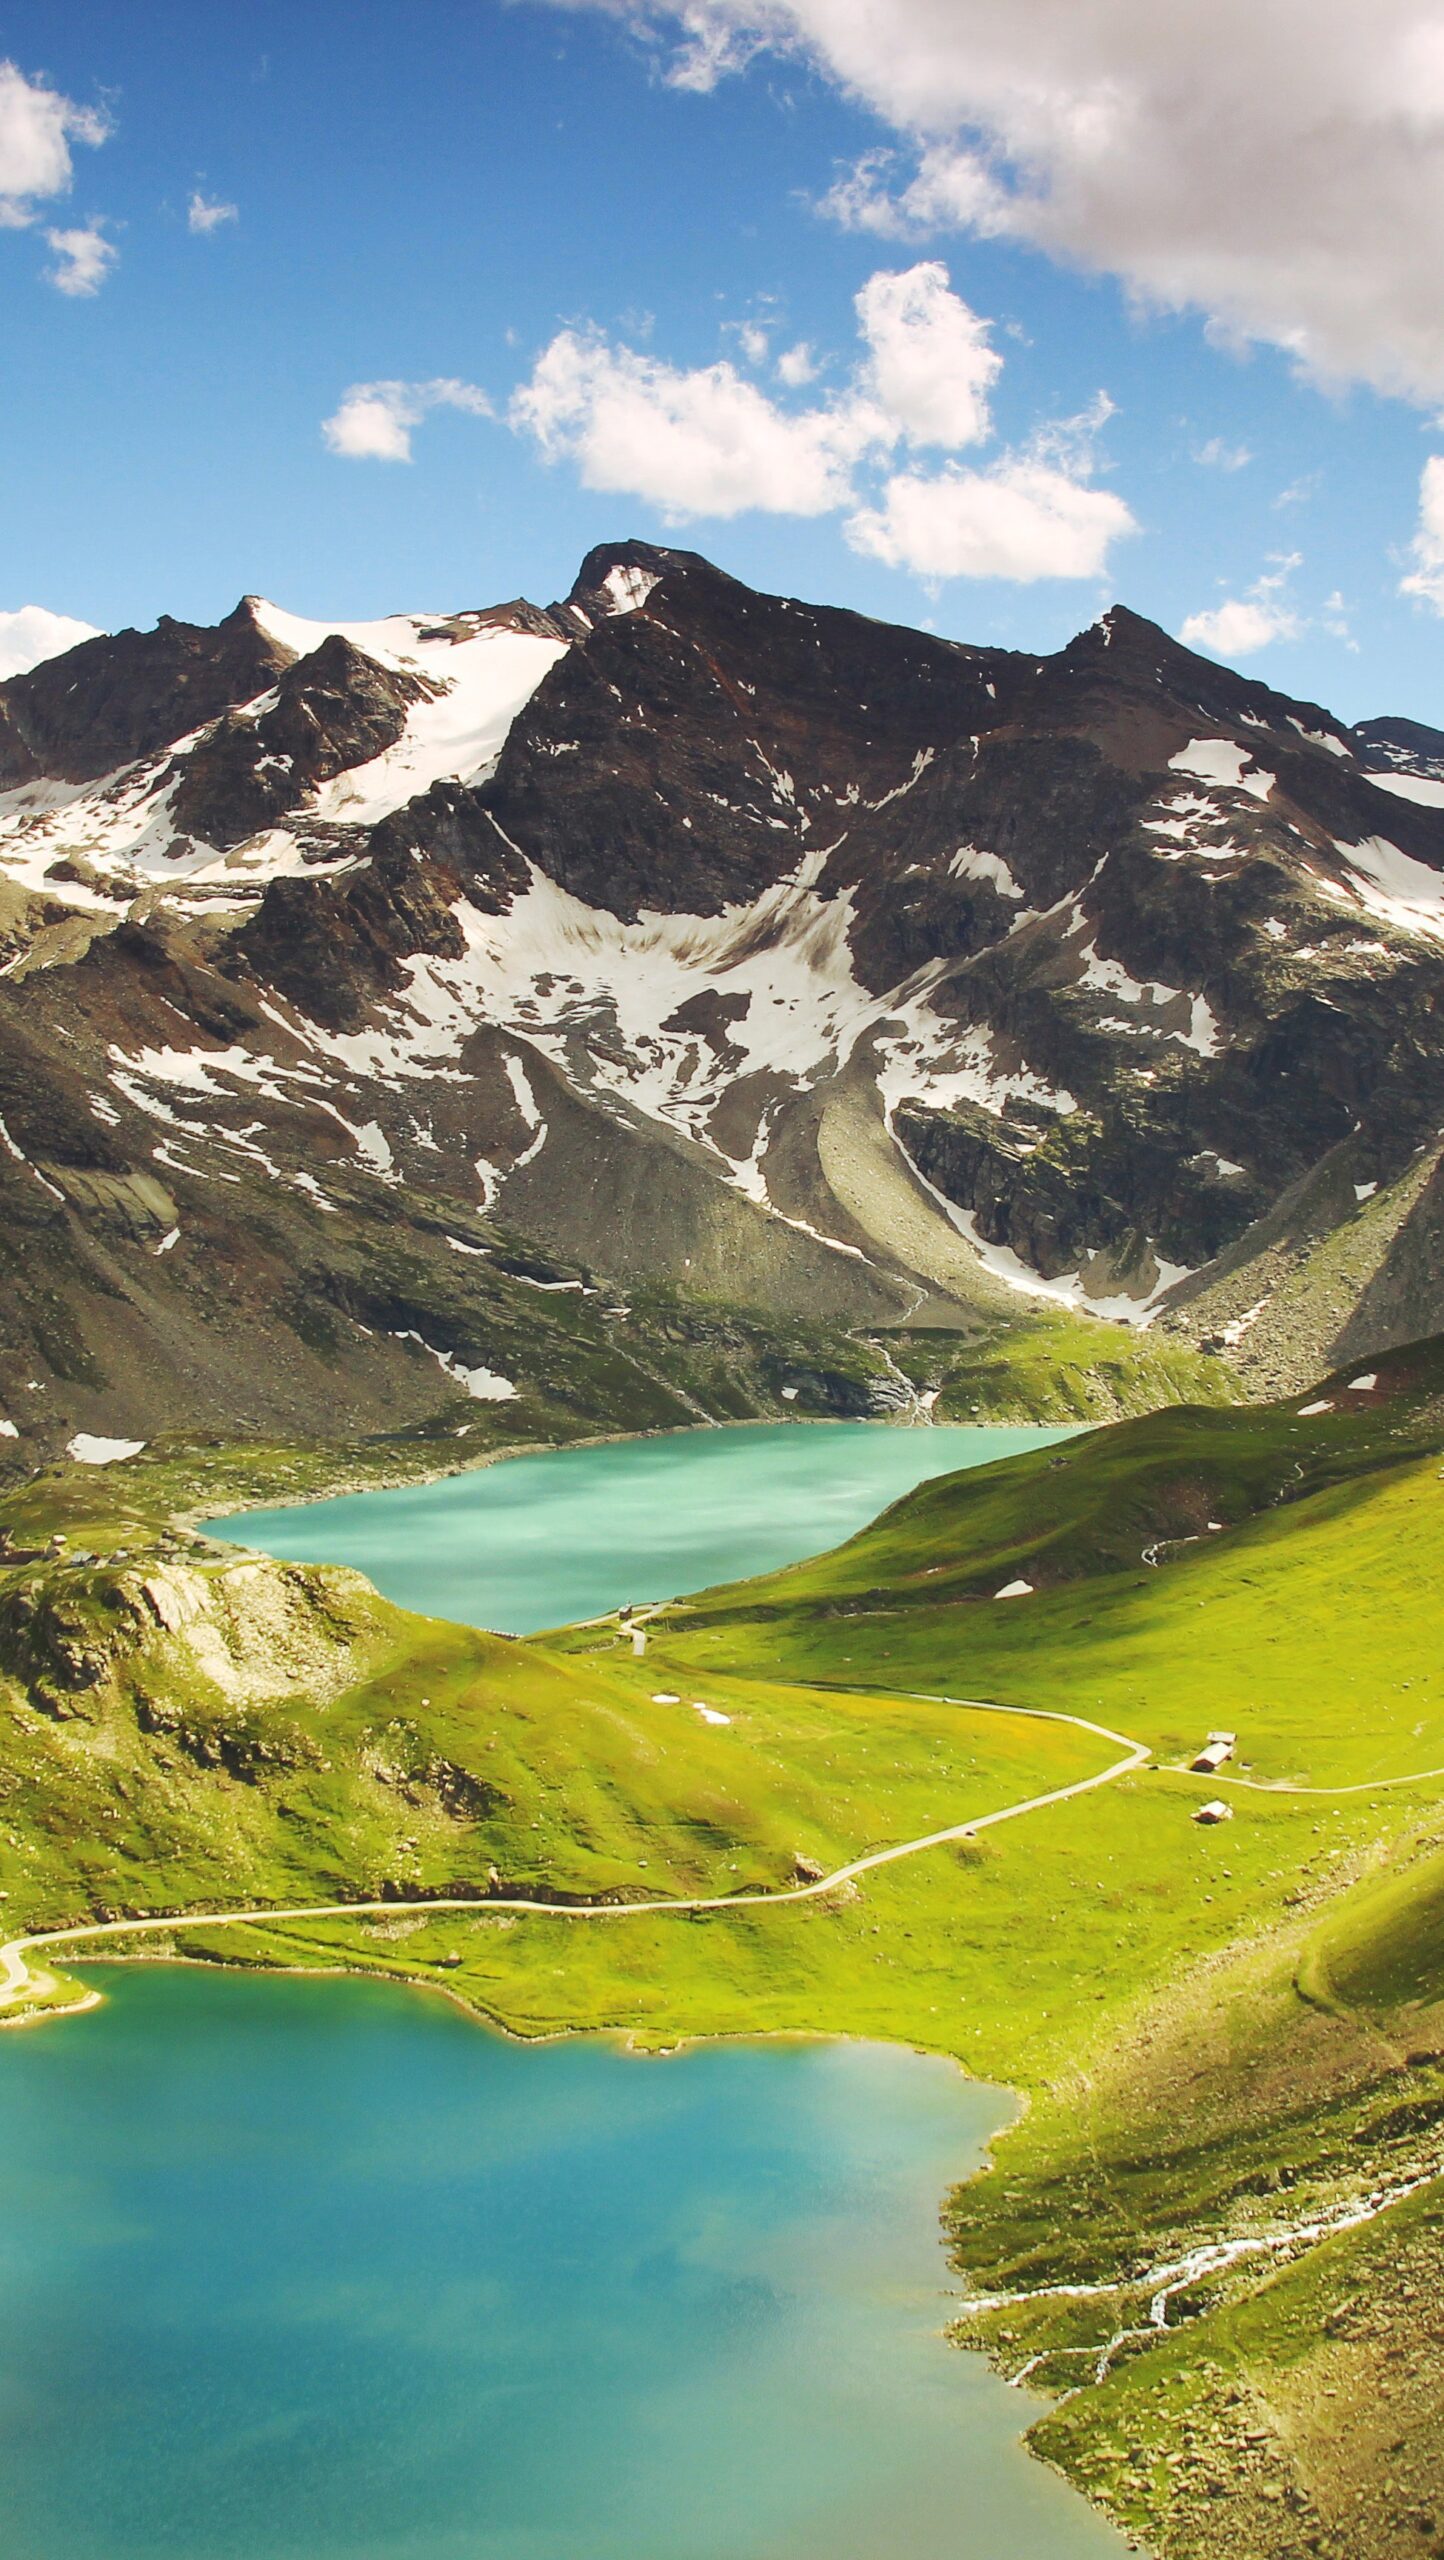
[1,543,1441,1454]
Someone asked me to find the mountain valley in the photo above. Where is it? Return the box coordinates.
[4,545,1444,2560]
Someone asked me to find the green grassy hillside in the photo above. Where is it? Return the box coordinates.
[635,1341,1444,2556]
[665,1333,1444,1624]
[883,1308,1240,1426]
[1,1346,1442,2558]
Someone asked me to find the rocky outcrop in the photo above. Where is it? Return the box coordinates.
[171,634,430,850]
[0,599,291,788]
[1352,713,1444,777]
[0,1550,386,1721]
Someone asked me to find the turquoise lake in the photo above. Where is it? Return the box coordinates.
[3,1423,1130,2560]
[0,1968,1127,2560]
[209,1419,1071,1633]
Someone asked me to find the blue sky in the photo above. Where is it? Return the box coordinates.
[3,0,1444,721]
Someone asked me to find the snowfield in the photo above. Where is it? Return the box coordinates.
[251,602,569,825]
[0,601,570,907]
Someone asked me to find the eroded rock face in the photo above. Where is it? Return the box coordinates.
[1,540,1443,1447]
[492,540,1011,923]
[0,601,292,788]
[171,635,431,851]
[234,780,524,1028]
[1352,712,1444,778]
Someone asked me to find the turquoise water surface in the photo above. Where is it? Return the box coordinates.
[209,1420,1070,1633]
[0,1968,1127,2560]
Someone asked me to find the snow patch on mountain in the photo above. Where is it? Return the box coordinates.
[392,1330,518,1400]
[99,838,1075,1246]
[502,1051,548,1170]
[597,564,660,616]
[307,626,568,823]
[1368,770,1444,811]
[1070,941,1221,1057]
[950,844,1027,900]
[1169,738,1274,800]
[67,1434,146,1465]
[0,605,569,911]
[876,1019,1077,1121]
[897,1132,1191,1322]
[1329,835,1444,944]
[1288,719,1352,759]
[0,747,204,900]
[1221,1297,1270,1346]
[0,723,359,903]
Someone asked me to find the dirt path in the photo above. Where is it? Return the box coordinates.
[0,1693,1148,2020]
[8,1689,1443,2024]
[1206,1764,1444,1797]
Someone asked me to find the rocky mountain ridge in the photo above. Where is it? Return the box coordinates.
[0,539,1441,1457]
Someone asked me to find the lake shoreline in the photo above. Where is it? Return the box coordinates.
[1,1417,1132,2556]
[186,1406,963,1546]
[203,1414,1074,1636]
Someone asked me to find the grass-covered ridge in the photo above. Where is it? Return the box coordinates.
[1,1345,1442,2558]
[664,1334,1444,1626]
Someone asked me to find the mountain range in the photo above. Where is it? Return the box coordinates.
[2,538,1442,1461]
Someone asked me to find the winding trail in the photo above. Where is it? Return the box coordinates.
[0,1694,1147,2020]
[7,1686,1444,2024]
[1204,1763,1444,1797]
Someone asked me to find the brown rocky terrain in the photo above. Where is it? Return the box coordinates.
[1,540,1441,1455]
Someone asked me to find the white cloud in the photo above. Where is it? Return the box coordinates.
[509,259,1129,576]
[1194,437,1253,472]
[555,1,1444,407]
[45,222,115,297]
[775,340,817,386]
[1400,456,1444,611]
[853,259,998,446]
[0,604,100,681]
[510,328,874,517]
[819,140,999,237]
[188,190,237,235]
[508,263,1002,521]
[1322,588,1358,649]
[322,377,493,462]
[662,8,764,89]
[1179,597,1299,657]
[1029,389,1118,475]
[848,456,1136,582]
[1180,558,1303,656]
[0,58,107,227]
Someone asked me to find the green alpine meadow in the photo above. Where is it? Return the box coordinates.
[2,1336,1441,2554]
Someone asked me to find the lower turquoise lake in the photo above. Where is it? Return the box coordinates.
[208,1419,1071,1633]
[4,1422,1129,2560]
[0,1969,1127,2560]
